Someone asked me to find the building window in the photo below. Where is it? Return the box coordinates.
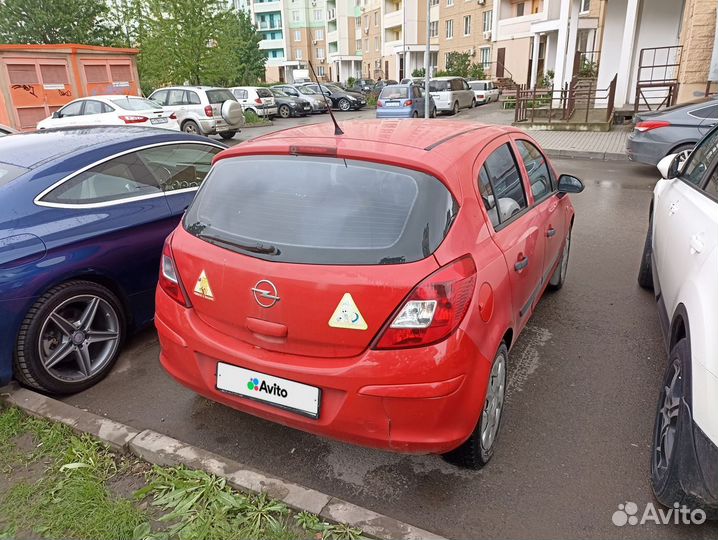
[295,48,303,60]
[294,30,301,41]
[447,0,453,5]
[515,2,525,16]
[317,47,325,59]
[445,18,453,39]
[315,29,324,40]
[429,21,438,38]
[430,0,439,5]
[356,38,362,51]
[580,0,590,12]
[292,10,300,21]
[375,36,379,50]
[480,47,490,68]
[314,9,323,21]
[374,11,378,25]
[483,10,492,32]
[318,66,326,76]
[364,14,368,28]
[463,15,471,36]
[364,38,369,50]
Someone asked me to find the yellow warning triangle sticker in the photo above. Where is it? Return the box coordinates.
[328,293,368,330]
[193,270,214,300]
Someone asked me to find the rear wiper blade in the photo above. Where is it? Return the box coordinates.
[196,232,280,255]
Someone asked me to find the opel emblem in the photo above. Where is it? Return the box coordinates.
[251,280,280,308]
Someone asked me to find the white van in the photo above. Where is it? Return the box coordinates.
[429,77,475,114]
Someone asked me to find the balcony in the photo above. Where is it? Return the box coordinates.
[496,12,545,40]
[258,21,283,30]
[383,10,403,31]
[259,38,285,50]
[327,8,336,21]
[253,0,281,14]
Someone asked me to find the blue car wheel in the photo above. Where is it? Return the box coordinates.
[14,280,125,394]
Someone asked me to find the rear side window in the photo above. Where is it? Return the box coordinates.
[206,89,235,103]
[184,156,458,265]
[690,104,718,119]
[482,144,528,224]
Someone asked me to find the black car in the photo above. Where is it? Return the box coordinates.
[300,83,366,111]
[269,88,312,118]
[347,78,375,93]
[372,80,399,93]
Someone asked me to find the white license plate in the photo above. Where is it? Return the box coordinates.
[216,363,321,418]
[150,117,168,124]
[385,102,401,107]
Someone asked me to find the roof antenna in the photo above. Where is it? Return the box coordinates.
[308,60,343,136]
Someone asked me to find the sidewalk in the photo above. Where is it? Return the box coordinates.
[529,128,630,161]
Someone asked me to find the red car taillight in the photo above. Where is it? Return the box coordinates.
[377,100,383,107]
[635,120,671,132]
[405,99,413,106]
[119,115,148,124]
[159,238,190,307]
[373,256,477,350]
[255,98,263,104]
[204,105,214,117]
[169,112,177,120]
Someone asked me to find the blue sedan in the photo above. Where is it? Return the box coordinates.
[376,84,436,119]
[0,127,225,393]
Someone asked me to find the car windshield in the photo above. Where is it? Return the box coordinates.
[0,162,29,187]
[256,88,273,98]
[380,87,409,99]
[111,97,161,110]
[429,80,451,92]
[271,89,288,97]
[470,82,487,90]
[206,89,236,103]
[298,86,316,95]
[184,155,458,265]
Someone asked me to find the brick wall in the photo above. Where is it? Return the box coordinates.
[677,0,717,101]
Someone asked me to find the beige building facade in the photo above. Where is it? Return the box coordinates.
[437,0,494,74]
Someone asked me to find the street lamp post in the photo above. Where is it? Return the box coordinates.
[424,0,430,118]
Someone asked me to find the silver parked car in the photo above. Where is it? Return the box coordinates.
[627,96,718,165]
[429,76,475,115]
[148,86,245,140]
[271,84,329,114]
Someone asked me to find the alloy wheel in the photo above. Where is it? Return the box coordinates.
[183,123,198,134]
[654,359,682,477]
[480,352,506,453]
[37,295,120,382]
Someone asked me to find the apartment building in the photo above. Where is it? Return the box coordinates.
[381,0,436,80]
[437,0,494,74]
[325,0,361,81]
[288,0,329,80]
[360,0,384,80]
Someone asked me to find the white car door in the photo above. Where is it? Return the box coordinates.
[81,99,117,126]
[653,129,718,313]
[48,100,85,128]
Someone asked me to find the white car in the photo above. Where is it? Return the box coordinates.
[230,87,278,118]
[638,127,718,516]
[428,77,475,115]
[468,80,500,105]
[37,95,179,131]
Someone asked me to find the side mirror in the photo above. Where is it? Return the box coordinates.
[657,152,686,179]
[557,174,585,194]
[52,111,61,119]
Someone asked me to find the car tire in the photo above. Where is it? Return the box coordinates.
[14,280,125,395]
[182,120,201,136]
[278,104,291,119]
[338,98,351,111]
[638,219,654,290]
[412,111,419,118]
[443,342,508,469]
[471,98,476,108]
[452,101,459,115]
[219,131,237,140]
[651,339,691,509]
[549,228,572,290]
[431,107,437,118]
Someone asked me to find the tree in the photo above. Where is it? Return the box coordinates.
[445,52,471,78]
[411,67,425,78]
[138,0,265,90]
[0,0,119,45]
[468,63,486,80]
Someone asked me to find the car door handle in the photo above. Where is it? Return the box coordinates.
[514,256,529,272]
[546,227,556,238]
[690,234,704,254]
[668,200,680,215]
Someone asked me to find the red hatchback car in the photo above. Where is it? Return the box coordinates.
[155,120,584,468]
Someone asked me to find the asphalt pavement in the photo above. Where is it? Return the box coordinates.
[61,128,717,538]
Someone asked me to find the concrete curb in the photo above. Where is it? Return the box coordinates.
[0,383,447,540]
[544,148,628,161]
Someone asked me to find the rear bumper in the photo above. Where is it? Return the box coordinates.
[626,134,668,166]
[376,108,414,118]
[155,288,492,454]
[256,106,278,117]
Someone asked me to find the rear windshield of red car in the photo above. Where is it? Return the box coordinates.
[183,156,458,265]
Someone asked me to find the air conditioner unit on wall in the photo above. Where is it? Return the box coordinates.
[483,30,491,40]
[364,28,369,34]
[313,39,318,44]
[477,0,485,4]
[469,47,475,56]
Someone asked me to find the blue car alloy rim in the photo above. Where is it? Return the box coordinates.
[37,295,120,382]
